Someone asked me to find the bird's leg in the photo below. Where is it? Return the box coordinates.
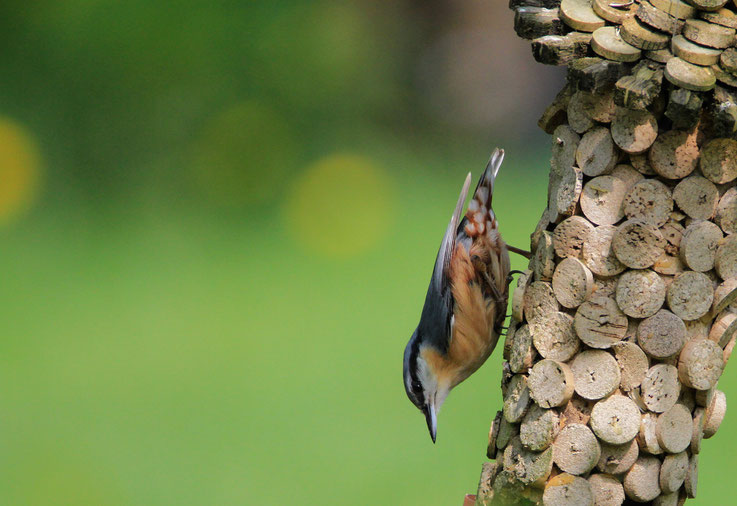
[507,245,532,259]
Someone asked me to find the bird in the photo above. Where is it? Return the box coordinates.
[403,148,526,443]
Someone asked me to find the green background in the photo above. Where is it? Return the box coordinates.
[0,2,734,505]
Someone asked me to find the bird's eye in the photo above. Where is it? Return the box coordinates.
[412,380,422,392]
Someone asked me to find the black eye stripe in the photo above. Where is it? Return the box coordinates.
[408,337,425,406]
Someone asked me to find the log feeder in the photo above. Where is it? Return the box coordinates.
[472,0,737,503]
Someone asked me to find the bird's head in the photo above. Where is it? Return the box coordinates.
[403,328,451,443]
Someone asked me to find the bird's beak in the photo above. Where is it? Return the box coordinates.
[424,403,437,443]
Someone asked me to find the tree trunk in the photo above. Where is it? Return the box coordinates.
[474,1,737,504]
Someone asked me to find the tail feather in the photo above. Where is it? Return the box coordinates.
[464,148,504,238]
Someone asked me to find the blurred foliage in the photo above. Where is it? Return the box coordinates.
[0,1,733,505]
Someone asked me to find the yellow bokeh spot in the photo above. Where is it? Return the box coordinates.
[284,154,395,258]
[0,117,41,224]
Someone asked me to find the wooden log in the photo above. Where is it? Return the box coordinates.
[593,0,637,23]
[560,0,607,32]
[497,416,520,451]
[637,0,685,34]
[716,187,737,234]
[712,277,737,314]
[683,18,736,49]
[711,62,737,86]
[532,32,593,66]
[503,374,532,423]
[665,57,717,91]
[706,86,737,141]
[685,454,698,498]
[641,363,681,412]
[524,280,560,321]
[615,60,665,109]
[623,178,674,227]
[680,219,724,272]
[553,423,602,475]
[531,209,551,252]
[667,271,715,320]
[598,438,640,474]
[616,269,667,318]
[624,456,662,502]
[720,47,737,73]
[543,473,595,505]
[611,163,644,188]
[651,0,696,18]
[611,107,658,155]
[530,311,581,361]
[614,340,651,391]
[503,436,554,486]
[574,295,629,348]
[528,359,576,407]
[656,404,693,453]
[532,230,556,280]
[591,26,642,62]
[551,124,580,174]
[580,176,627,226]
[678,339,725,390]
[475,461,498,505]
[510,324,536,373]
[613,220,667,269]
[583,225,627,276]
[590,394,642,444]
[629,153,657,176]
[672,35,723,66]
[699,138,737,184]
[716,233,737,278]
[593,276,619,298]
[695,386,715,407]
[703,389,727,438]
[539,84,574,133]
[673,175,719,220]
[491,470,526,504]
[701,7,737,28]
[665,88,703,130]
[659,452,689,494]
[520,402,560,451]
[649,129,700,179]
[567,57,631,92]
[567,91,595,133]
[512,270,532,321]
[621,16,670,50]
[515,7,567,40]
[560,395,595,426]
[552,257,595,307]
[571,350,622,399]
[638,309,688,358]
[638,412,666,454]
[553,216,595,258]
[550,165,585,221]
[488,411,503,458]
[588,473,625,506]
[708,310,737,346]
[646,47,675,63]
[692,407,706,453]
[687,0,728,11]
[576,126,619,176]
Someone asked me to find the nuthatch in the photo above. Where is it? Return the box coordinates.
[403,149,525,443]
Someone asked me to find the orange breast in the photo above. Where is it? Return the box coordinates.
[435,243,502,388]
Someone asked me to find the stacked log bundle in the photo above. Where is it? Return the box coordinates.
[475,0,737,504]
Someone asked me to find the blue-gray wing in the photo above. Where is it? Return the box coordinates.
[417,173,472,352]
